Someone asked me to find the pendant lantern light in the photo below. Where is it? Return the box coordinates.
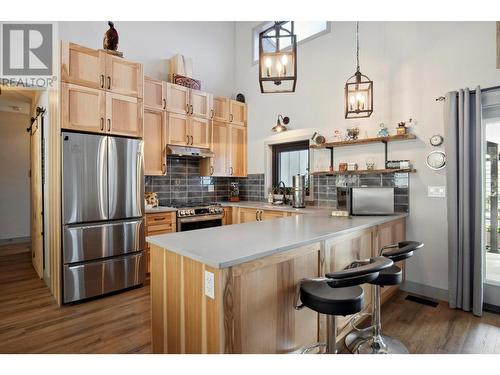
[345,22,373,119]
[259,21,297,93]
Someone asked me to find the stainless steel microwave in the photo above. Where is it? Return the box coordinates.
[337,187,394,215]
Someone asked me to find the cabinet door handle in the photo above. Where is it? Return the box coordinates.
[210,166,214,175]
[255,211,259,221]
[229,113,233,122]
[107,76,111,90]
[186,104,190,115]
[210,109,214,119]
[230,166,233,175]
[162,162,166,175]
[190,135,194,145]
[100,117,104,131]
[259,211,263,221]
[162,98,166,110]
[186,135,190,145]
[100,74,105,89]
[190,104,194,115]
[107,119,111,131]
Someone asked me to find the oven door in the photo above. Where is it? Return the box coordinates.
[177,214,223,232]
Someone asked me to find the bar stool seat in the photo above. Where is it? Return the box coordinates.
[300,281,364,316]
[371,265,402,286]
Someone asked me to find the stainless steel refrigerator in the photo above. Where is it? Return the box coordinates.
[62,132,145,303]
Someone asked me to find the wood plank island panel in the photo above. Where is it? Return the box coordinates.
[150,217,406,353]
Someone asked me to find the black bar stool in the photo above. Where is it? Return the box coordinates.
[294,256,393,354]
[345,240,424,354]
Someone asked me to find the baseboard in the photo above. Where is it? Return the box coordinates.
[0,236,31,246]
[401,280,448,302]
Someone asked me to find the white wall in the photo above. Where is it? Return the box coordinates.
[0,111,31,240]
[234,21,500,294]
[58,21,236,97]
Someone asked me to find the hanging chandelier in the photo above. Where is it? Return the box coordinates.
[259,21,297,93]
[345,22,373,119]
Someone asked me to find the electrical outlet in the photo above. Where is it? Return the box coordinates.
[204,270,215,299]
[428,186,446,198]
[208,184,215,192]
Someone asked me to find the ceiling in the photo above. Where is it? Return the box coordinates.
[0,86,36,115]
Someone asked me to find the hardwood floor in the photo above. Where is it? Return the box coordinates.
[1,242,499,354]
[0,245,151,354]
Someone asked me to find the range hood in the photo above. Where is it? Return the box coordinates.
[166,145,214,158]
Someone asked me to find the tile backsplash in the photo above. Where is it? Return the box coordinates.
[146,157,409,212]
[312,172,410,212]
[145,156,265,206]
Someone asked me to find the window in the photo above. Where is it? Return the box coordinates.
[272,140,310,194]
[252,21,331,64]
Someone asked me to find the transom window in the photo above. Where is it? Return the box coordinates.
[252,21,331,64]
[271,140,310,194]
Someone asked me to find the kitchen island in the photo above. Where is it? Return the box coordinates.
[147,211,407,354]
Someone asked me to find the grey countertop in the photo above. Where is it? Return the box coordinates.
[219,201,332,214]
[146,212,407,269]
[145,206,177,214]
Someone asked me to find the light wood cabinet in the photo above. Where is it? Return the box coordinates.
[166,83,189,115]
[144,108,167,176]
[167,112,189,146]
[166,112,209,149]
[211,121,228,176]
[376,218,406,302]
[190,117,210,148]
[61,41,143,98]
[229,100,247,126]
[105,93,143,138]
[105,54,143,98]
[61,82,105,133]
[223,207,232,225]
[145,212,176,274]
[236,207,288,223]
[144,77,166,110]
[61,41,105,90]
[228,124,246,177]
[190,90,211,119]
[212,96,229,122]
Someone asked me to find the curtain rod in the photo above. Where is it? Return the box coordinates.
[435,84,500,101]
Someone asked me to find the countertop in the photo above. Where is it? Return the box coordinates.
[219,201,333,214]
[145,206,177,214]
[147,212,407,269]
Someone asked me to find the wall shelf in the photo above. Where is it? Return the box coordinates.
[309,133,418,172]
[311,168,417,176]
[309,133,417,149]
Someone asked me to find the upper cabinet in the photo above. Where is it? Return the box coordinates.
[61,42,105,89]
[105,93,143,138]
[212,96,229,122]
[228,124,247,177]
[229,100,247,126]
[144,108,167,176]
[105,54,143,98]
[165,83,189,115]
[144,77,166,110]
[212,97,247,125]
[61,41,143,99]
[61,82,105,133]
[165,82,211,119]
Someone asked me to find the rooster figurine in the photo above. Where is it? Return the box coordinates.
[103,21,119,51]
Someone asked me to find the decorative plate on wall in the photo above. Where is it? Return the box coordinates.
[426,150,446,170]
[430,134,444,147]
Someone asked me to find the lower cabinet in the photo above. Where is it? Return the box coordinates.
[235,207,290,224]
[145,212,176,274]
[222,207,232,225]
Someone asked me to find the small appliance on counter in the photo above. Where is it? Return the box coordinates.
[229,182,240,202]
[386,160,411,169]
[292,174,306,208]
[336,187,394,216]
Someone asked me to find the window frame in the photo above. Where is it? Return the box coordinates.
[271,140,311,191]
[251,21,331,65]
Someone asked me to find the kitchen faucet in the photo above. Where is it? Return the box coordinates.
[278,180,288,204]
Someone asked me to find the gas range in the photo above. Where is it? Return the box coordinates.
[175,202,224,218]
[174,202,225,232]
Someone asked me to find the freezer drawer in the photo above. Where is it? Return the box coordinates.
[62,132,108,224]
[63,219,145,264]
[63,252,145,303]
[108,136,144,220]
